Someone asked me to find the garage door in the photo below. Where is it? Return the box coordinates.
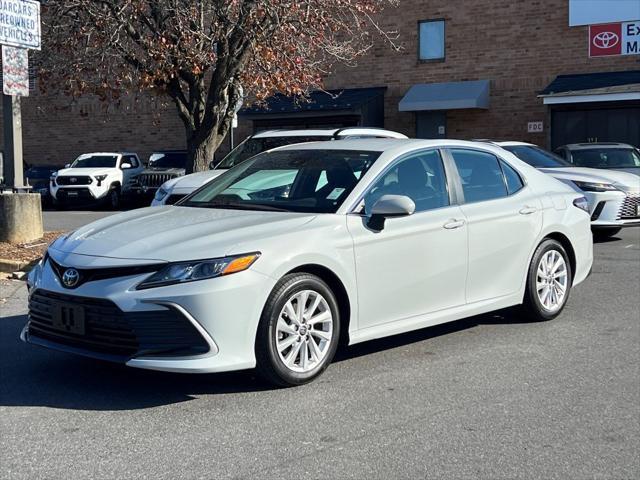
[551,104,640,149]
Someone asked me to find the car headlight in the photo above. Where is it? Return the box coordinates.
[94,174,107,186]
[573,181,619,192]
[136,252,261,289]
[155,187,169,201]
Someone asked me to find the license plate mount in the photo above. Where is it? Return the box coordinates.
[51,303,86,335]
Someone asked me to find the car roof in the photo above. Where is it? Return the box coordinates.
[495,141,536,147]
[77,152,137,156]
[561,142,635,150]
[251,127,407,139]
[274,138,505,153]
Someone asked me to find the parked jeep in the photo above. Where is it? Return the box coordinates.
[132,150,188,197]
[50,152,143,209]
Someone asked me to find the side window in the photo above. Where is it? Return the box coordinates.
[364,150,449,214]
[450,149,508,203]
[500,160,524,195]
[121,155,137,168]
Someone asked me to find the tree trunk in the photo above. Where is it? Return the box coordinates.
[186,130,225,174]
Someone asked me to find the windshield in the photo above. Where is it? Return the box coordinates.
[503,145,573,168]
[71,155,118,168]
[216,136,329,169]
[571,148,640,169]
[183,149,381,213]
[148,152,187,168]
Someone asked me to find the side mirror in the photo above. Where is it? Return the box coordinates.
[208,160,216,170]
[367,194,415,230]
[64,163,71,168]
[120,162,132,170]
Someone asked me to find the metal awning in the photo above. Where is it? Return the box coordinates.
[538,70,640,105]
[398,79,490,112]
[240,87,387,115]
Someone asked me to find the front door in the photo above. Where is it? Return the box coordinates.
[447,148,543,303]
[347,149,467,329]
[416,111,447,139]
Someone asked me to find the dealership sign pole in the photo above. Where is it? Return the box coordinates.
[1,0,41,189]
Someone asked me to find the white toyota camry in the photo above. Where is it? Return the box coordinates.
[24,139,593,386]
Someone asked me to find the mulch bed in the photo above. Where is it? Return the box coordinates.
[0,231,64,264]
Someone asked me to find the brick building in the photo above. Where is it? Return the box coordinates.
[1,0,639,167]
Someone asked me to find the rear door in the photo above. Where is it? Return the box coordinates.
[445,148,542,303]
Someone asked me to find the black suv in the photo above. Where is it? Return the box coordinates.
[133,150,188,196]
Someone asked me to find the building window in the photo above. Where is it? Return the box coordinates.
[419,20,445,61]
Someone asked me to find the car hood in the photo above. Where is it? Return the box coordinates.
[166,169,226,191]
[56,168,114,177]
[610,167,640,178]
[539,167,640,190]
[49,206,317,263]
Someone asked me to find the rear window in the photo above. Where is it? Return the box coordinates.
[503,145,572,168]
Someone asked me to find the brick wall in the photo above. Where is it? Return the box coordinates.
[1,0,638,167]
[321,0,638,145]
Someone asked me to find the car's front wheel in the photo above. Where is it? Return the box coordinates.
[255,273,340,387]
[521,239,572,322]
[106,186,121,210]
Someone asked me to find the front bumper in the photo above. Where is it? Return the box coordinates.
[23,256,276,373]
[51,185,109,203]
[586,191,640,228]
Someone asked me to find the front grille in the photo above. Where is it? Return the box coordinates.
[166,194,187,205]
[56,188,94,201]
[28,290,210,359]
[618,195,640,219]
[48,256,164,289]
[138,173,179,188]
[56,176,92,186]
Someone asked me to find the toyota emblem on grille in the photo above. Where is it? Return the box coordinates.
[593,31,619,49]
[70,177,78,183]
[62,268,80,288]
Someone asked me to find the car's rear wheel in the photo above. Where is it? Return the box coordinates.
[593,227,621,241]
[255,273,340,387]
[521,239,572,322]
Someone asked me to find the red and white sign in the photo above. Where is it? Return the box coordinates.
[589,21,640,57]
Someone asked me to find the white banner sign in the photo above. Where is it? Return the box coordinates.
[2,44,29,96]
[0,0,41,50]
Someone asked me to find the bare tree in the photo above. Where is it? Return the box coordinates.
[39,1,399,172]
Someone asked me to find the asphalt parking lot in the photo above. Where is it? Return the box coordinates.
[1,211,638,480]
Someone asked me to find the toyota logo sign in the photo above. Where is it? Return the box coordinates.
[589,21,640,57]
[61,268,80,288]
[592,31,619,49]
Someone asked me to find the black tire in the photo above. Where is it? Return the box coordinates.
[106,186,121,210]
[521,239,573,322]
[593,227,621,241]
[255,273,340,387]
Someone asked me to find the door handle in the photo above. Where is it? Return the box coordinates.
[519,206,537,215]
[443,219,465,229]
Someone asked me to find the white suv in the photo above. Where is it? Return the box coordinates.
[151,128,408,206]
[51,152,143,209]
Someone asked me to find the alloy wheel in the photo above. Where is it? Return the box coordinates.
[535,249,568,312]
[275,290,334,373]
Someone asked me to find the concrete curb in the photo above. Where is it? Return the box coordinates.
[0,258,39,274]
